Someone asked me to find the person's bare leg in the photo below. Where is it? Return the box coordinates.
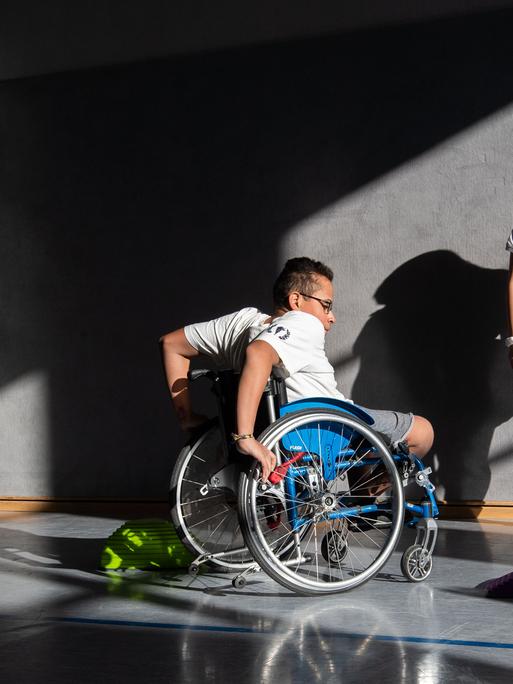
[363,415,434,497]
[404,415,434,458]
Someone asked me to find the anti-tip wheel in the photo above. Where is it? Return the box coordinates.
[401,544,432,582]
[188,563,200,576]
[232,575,247,589]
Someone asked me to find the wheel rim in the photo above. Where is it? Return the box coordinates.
[404,546,432,580]
[241,410,404,594]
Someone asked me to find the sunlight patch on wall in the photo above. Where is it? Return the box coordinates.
[279,103,513,399]
[0,371,50,496]
[489,418,513,500]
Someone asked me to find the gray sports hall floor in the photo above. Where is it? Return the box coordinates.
[1,512,512,683]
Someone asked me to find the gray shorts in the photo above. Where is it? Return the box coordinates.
[358,406,414,449]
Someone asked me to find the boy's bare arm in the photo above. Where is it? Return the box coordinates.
[236,340,280,481]
[159,328,206,430]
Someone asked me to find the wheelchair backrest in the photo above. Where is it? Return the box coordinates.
[189,368,288,444]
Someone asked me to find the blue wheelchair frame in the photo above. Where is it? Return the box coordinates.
[277,397,438,564]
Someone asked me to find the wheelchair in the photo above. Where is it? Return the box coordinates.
[169,369,438,595]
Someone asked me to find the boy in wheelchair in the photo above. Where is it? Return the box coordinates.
[161,256,434,482]
[162,257,437,592]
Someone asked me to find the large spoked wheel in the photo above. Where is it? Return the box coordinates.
[170,425,254,570]
[238,409,404,595]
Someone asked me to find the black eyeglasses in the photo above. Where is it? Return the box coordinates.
[299,292,333,313]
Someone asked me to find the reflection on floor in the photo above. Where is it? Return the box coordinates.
[0,513,512,683]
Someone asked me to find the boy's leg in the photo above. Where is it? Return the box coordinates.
[349,408,434,498]
[360,408,434,458]
[403,415,434,458]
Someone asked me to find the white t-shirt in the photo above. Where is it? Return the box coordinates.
[184,307,270,371]
[184,307,346,403]
[253,311,345,403]
[506,230,513,253]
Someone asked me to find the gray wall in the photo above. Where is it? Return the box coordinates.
[2,5,513,502]
[2,0,513,81]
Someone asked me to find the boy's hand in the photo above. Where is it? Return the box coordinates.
[236,438,277,482]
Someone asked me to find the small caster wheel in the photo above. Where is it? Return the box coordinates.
[232,575,247,589]
[401,544,432,582]
[321,528,348,564]
[188,563,200,576]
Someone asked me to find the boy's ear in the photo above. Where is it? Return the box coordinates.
[288,291,301,311]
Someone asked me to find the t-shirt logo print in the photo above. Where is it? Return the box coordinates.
[266,324,291,341]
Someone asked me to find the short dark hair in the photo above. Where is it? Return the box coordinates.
[273,257,333,308]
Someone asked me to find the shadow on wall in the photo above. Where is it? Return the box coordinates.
[3,7,513,498]
[351,250,512,501]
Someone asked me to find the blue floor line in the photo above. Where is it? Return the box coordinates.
[54,617,255,634]
[52,616,513,650]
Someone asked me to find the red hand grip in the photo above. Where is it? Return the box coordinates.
[268,452,306,484]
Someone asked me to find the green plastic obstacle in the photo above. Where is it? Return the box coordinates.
[100,518,194,571]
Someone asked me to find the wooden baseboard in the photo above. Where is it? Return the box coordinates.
[1,497,513,521]
[438,501,513,522]
[0,497,169,517]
